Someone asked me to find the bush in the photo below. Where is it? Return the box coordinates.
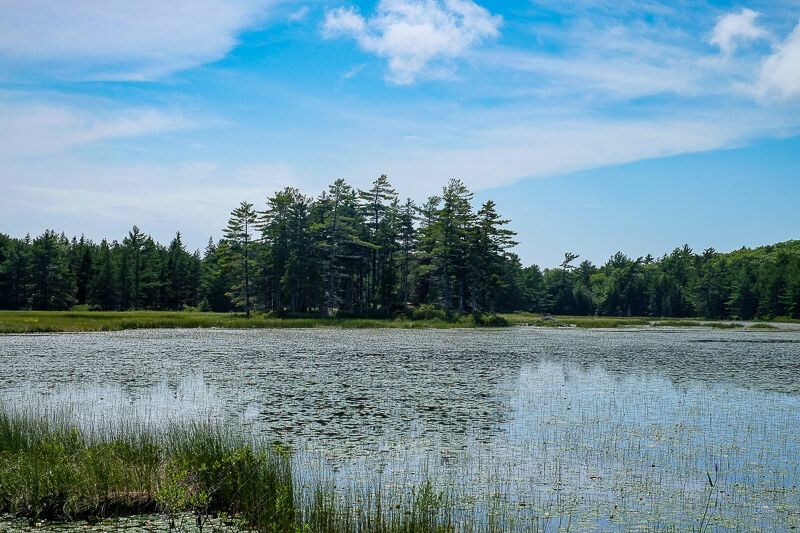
[411,304,446,321]
[471,313,509,327]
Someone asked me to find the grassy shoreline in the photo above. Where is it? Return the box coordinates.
[0,310,787,333]
[0,310,499,334]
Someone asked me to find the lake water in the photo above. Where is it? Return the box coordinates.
[1,327,799,531]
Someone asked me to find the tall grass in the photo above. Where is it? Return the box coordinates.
[0,311,509,334]
[502,313,758,329]
[0,408,294,530]
[0,408,533,532]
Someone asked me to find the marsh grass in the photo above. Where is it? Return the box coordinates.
[2,311,775,334]
[0,311,509,334]
[0,409,296,530]
[650,320,743,329]
[503,313,755,329]
[749,322,778,329]
[0,409,532,532]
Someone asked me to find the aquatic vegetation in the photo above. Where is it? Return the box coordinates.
[1,328,799,531]
[0,410,295,530]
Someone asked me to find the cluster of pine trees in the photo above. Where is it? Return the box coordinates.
[1,175,799,320]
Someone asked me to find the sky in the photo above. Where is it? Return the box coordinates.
[1,0,799,267]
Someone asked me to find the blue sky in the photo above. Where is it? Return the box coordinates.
[1,0,799,266]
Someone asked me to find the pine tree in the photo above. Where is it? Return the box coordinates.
[123,226,146,308]
[314,180,364,315]
[88,239,118,310]
[0,235,31,309]
[358,175,397,310]
[29,231,76,310]
[223,202,257,316]
[397,198,417,304]
[432,180,474,316]
[467,200,517,312]
[413,196,441,306]
[166,232,189,310]
[200,239,233,312]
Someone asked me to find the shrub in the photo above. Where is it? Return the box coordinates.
[471,313,509,327]
[411,304,446,321]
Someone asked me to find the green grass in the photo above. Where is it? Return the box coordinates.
[501,313,755,329]
[749,322,778,329]
[0,409,294,530]
[1,311,781,334]
[0,408,517,532]
[0,310,509,334]
[650,320,743,329]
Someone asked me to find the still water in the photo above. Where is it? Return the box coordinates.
[1,327,799,530]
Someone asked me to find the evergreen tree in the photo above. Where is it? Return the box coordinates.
[29,231,76,310]
[223,202,258,316]
[467,200,517,312]
[88,239,117,310]
[358,175,398,310]
[200,239,233,312]
[397,198,417,304]
[0,235,31,309]
[432,179,474,316]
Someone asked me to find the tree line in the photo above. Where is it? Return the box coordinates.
[1,175,799,320]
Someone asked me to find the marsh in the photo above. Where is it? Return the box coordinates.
[2,327,799,531]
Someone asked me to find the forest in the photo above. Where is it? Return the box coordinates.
[1,176,799,320]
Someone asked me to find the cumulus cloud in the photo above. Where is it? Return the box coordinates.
[757,22,800,100]
[710,8,769,56]
[322,0,501,84]
[0,0,278,80]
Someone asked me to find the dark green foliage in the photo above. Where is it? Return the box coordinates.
[29,231,76,310]
[1,175,799,320]
[223,202,258,317]
[529,241,800,319]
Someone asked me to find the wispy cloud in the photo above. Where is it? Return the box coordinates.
[288,5,310,22]
[0,99,192,157]
[322,0,501,84]
[339,107,800,194]
[2,158,308,247]
[0,0,281,80]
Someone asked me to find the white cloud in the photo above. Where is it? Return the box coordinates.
[1,159,307,250]
[341,63,368,80]
[341,110,797,194]
[478,49,702,99]
[710,8,769,56]
[0,0,279,80]
[757,21,800,100]
[0,100,191,157]
[288,5,310,22]
[322,0,501,84]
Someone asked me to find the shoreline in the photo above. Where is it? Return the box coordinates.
[0,310,794,334]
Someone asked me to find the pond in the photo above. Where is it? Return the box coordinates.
[1,327,799,531]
